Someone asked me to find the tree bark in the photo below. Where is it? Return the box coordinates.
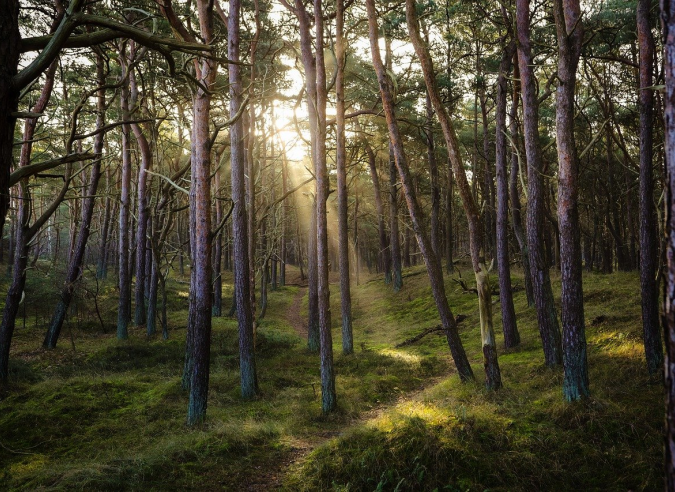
[495,41,520,349]
[516,0,563,367]
[405,0,500,388]
[367,0,474,382]
[553,0,589,400]
[313,0,337,413]
[229,0,258,401]
[185,0,217,425]
[638,0,663,375]
[336,0,353,355]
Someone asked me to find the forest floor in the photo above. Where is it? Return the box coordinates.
[0,262,665,490]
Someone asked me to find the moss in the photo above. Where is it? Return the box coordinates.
[0,265,664,490]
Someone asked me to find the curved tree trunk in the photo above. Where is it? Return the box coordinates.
[44,52,105,348]
[405,0,500,389]
[367,0,474,383]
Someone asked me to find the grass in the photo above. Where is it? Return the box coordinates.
[0,262,664,490]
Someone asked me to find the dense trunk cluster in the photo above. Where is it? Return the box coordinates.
[0,4,671,473]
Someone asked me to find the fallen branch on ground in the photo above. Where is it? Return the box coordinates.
[395,315,468,348]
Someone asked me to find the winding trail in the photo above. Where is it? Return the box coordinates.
[242,281,445,490]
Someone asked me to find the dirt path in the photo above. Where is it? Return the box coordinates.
[243,282,443,490]
[287,287,308,339]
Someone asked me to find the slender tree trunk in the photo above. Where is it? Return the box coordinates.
[313,0,337,413]
[516,0,563,367]
[357,120,389,282]
[389,147,403,291]
[367,0,474,382]
[44,52,105,348]
[229,0,258,400]
[553,0,588,400]
[213,166,223,317]
[405,0,500,388]
[97,166,112,279]
[638,0,663,375]
[426,92,441,258]
[336,0,353,355]
[386,36,403,292]
[118,70,132,340]
[508,59,535,307]
[495,41,520,349]
[0,58,58,382]
[185,0,217,424]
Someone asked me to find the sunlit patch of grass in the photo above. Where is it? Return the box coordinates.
[0,264,664,490]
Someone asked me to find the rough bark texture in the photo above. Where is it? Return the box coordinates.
[638,0,663,375]
[336,0,353,355]
[516,0,563,367]
[662,0,675,485]
[229,0,258,402]
[495,42,520,349]
[405,0,500,388]
[554,0,589,401]
[289,0,320,352]
[367,0,474,382]
[314,0,337,413]
[185,0,217,425]
[508,59,534,307]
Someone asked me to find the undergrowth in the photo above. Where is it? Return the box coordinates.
[0,263,664,490]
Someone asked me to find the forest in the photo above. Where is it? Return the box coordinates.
[0,0,674,489]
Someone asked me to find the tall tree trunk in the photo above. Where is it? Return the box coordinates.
[508,58,534,307]
[426,92,441,258]
[638,0,663,375]
[336,0,353,355]
[313,0,337,413]
[131,119,151,326]
[229,0,258,400]
[389,146,403,291]
[516,0,563,367]
[44,52,105,348]
[212,163,223,317]
[386,36,403,292]
[662,0,675,483]
[117,70,132,340]
[495,41,520,349]
[97,166,112,279]
[405,0,500,388]
[367,0,474,382]
[554,0,588,400]
[185,0,217,425]
[356,119,389,282]
[285,0,320,352]
[0,59,58,382]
